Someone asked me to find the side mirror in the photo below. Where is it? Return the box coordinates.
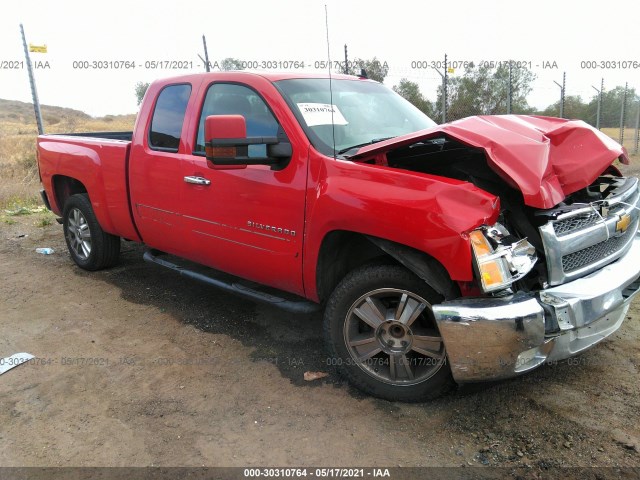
[204,115,292,170]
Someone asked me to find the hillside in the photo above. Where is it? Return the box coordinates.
[0,98,137,136]
[0,98,91,124]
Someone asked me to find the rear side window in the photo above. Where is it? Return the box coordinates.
[149,84,191,151]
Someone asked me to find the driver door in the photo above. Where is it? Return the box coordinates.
[180,83,307,295]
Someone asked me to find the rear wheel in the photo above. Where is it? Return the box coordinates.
[324,264,454,402]
[63,193,120,271]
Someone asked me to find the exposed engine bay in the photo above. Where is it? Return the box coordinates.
[359,136,638,294]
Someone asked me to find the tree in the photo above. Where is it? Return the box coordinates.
[535,85,639,128]
[539,95,591,122]
[436,62,536,121]
[135,82,150,106]
[586,85,638,128]
[351,57,389,83]
[220,57,245,71]
[393,79,435,118]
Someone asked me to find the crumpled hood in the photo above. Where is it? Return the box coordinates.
[351,115,628,209]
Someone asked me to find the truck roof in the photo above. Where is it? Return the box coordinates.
[152,71,374,85]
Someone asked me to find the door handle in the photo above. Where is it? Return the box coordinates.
[184,176,211,186]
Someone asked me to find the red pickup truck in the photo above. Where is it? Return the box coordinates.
[37,71,640,401]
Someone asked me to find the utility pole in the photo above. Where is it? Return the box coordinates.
[202,34,210,72]
[432,54,447,123]
[344,44,349,75]
[553,72,566,118]
[619,82,628,145]
[562,72,566,118]
[442,53,447,123]
[591,78,603,129]
[507,60,512,114]
[19,24,44,135]
[634,99,640,154]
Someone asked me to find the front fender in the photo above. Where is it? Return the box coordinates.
[303,152,499,301]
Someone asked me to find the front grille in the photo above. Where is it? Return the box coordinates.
[538,177,639,286]
[553,212,601,236]
[562,227,634,272]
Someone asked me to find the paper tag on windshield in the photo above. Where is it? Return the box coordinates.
[297,103,348,127]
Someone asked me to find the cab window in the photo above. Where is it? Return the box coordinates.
[149,84,191,152]
[195,83,279,157]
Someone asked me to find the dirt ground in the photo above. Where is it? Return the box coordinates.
[1,201,639,477]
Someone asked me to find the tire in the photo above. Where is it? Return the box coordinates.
[324,263,454,402]
[62,193,120,271]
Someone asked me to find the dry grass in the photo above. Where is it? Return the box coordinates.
[0,99,135,208]
[600,127,640,177]
[600,127,639,155]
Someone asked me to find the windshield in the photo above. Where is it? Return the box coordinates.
[274,78,437,157]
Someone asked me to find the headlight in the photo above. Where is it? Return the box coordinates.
[469,224,538,293]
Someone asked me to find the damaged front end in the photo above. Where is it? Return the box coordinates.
[435,173,640,382]
[433,236,640,382]
[351,115,640,383]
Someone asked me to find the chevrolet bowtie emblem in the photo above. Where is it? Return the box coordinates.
[616,214,631,233]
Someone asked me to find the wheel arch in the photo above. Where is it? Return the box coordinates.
[315,231,460,304]
[315,231,388,304]
[365,236,459,300]
[52,175,88,213]
[52,175,118,235]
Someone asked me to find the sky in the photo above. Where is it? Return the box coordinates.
[1,0,639,117]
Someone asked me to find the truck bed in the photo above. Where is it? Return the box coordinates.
[37,133,140,242]
[51,131,133,141]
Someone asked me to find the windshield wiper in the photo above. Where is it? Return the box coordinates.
[337,137,395,155]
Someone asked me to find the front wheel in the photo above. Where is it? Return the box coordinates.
[62,193,120,271]
[324,264,454,402]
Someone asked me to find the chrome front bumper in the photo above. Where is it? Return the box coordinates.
[433,232,640,383]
